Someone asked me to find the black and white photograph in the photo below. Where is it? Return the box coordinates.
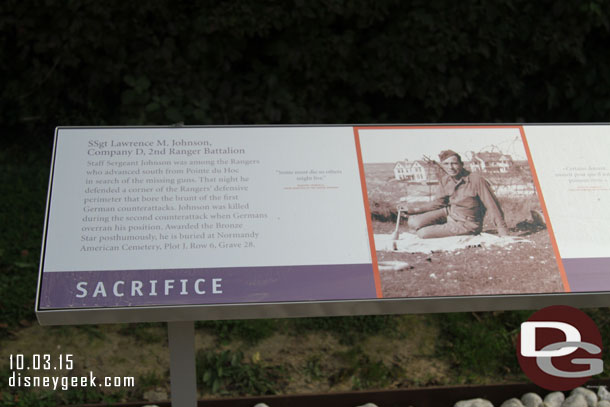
[358,127,566,298]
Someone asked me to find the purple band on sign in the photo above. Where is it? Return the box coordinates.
[562,257,610,292]
[39,264,377,309]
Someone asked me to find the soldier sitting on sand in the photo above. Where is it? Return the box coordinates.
[398,149,509,239]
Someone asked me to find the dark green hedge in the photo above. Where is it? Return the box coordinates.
[2,0,610,148]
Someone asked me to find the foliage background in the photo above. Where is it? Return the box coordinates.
[2,0,610,147]
[1,0,610,404]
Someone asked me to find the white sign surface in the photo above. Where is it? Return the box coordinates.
[36,125,610,324]
[45,127,370,271]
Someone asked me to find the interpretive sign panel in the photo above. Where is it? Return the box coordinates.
[36,125,610,325]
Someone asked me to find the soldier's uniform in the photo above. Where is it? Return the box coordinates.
[406,169,508,239]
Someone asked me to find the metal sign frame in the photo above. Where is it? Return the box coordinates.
[36,124,610,326]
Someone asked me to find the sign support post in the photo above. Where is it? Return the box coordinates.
[168,321,197,407]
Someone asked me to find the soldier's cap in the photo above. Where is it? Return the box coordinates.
[439,149,461,162]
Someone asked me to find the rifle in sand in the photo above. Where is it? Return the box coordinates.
[390,202,431,240]
[391,156,444,241]
[390,204,406,241]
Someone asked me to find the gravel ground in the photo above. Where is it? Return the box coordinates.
[373,220,565,298]
[247,385,610,407]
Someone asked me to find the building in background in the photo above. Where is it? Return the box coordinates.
[394,160,439,183]
[468,152,514,173]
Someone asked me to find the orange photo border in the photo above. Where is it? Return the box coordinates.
[352,125,571,297]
